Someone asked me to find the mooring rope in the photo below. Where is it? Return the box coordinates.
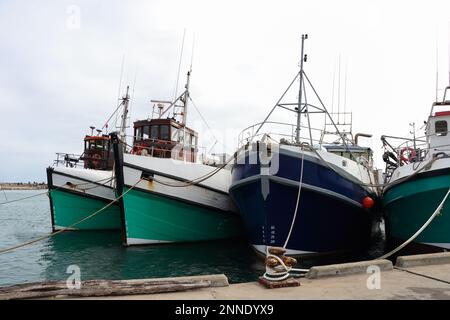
[377,188,450,260]
[0,177,114,206]
[263,144,308,281]
[0,179,143,256]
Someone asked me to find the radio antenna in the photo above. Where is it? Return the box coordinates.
[436,26,439,103]
[173,29,186,104]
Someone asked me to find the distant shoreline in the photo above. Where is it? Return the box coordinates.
[0,183,48,191]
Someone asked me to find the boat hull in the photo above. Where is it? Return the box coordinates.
[121,186,243,245]
[383,170,450,251]
[230,145,373,257]
[111,138,244,246]
[47,167,121,231]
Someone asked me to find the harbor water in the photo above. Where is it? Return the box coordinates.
[0,190,386,288]
[0,190,263,287]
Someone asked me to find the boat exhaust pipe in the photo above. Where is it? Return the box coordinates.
[354,133,372,146]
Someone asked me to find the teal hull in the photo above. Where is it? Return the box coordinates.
[383,172,450,248]
[121,187,244,245]
[50,189,121,231]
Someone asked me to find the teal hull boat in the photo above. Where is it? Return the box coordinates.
[383,170,450,250]
[47,167,121,231]
[120,187,242,245]
[382,87,450,251]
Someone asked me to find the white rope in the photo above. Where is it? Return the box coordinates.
[0,179,143,256]
[283,145,306,249]
[377,188,450,260]
[263,144,307,280]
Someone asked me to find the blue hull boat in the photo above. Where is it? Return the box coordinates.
[230,144,375,257]
[230,35,379,258]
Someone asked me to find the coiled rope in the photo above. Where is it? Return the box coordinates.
[0,179,143,256]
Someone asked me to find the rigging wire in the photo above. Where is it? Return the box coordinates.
[0,179,143,256]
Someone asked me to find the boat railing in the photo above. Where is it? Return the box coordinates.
[237,121,333,147]
[53,153,84,168]
[382,130,450,169]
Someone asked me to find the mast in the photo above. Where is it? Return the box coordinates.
[119,86,130,145]
[296,34,308,143]
[182,69,191,126]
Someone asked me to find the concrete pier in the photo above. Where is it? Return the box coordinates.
[86,253,450,300]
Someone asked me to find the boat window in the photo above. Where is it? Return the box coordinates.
[151,125,159,140]
[160,125,170,140]
[135,127,143,141]
[143,126,151,140]
[435,120,447,136]
[192,136,197,147]
[171,126,179,141]
[178,129,184,143]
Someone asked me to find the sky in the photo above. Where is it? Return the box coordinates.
[0,0,450,182]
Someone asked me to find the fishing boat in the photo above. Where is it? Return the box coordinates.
[229,35,379,257]
[382,86,450,252]
[46,88,131,231]
[111,70,243,246]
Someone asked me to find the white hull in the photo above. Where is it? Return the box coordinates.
[51,167,116,201]
[122,154,237,213]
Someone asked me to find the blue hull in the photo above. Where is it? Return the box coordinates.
[230,147,373,256]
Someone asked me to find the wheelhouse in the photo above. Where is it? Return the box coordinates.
[133,118,198,163]
[324,144,374,166]
[81,135,113,170]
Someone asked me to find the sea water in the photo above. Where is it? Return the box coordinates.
[0,190,263,287]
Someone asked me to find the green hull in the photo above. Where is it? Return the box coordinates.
[50,189,121,230]
[121,187,243,245]
[383,173,450,247]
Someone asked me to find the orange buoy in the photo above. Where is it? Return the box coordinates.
[362,196,375,209]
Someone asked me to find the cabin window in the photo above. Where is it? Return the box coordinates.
[160,125,170,140]
[435,120,448,136]
[135,127,143,141]
[178,130,184,143]
[171,126,179,141]
[150,125,159,140]
[192,136,197,147]
[143,126,151,140]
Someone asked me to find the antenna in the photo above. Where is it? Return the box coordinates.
[337,54,341,124]
[344,58,348,118]
[117,55,126,106]
[190,33,196,71]
[296,34,308,143]
[331,60,336,115]
[173,29,186,105]
[436,26,439,103]
[129,67,138,127]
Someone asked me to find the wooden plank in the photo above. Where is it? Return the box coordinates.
[0,279,212,300]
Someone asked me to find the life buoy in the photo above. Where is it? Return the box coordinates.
[400,147,417,164]
[92,153,102,167]
[132,146,143,155]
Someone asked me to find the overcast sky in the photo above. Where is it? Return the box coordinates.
[1,0,450,182]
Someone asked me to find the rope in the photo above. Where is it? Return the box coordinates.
[0,179,143,256]
[377,188,450,260]
[0,177,114,206]
[263,144,307,281]
[283,144,306,249]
